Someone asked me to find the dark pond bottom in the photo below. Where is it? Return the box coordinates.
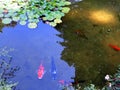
[57,0,120,88]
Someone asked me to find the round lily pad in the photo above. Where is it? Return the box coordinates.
[2,18,12,24]
[12,17,20,21]
[19,21,26,25]
[54,19,62,23]
[62,7,70,13]
[28,23,37,29]
[49,22,56,27]
[64,1,71,5]
[0,14,4,18]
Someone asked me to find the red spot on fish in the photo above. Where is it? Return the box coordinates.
[37,64,45,79]
[109,44,120,51]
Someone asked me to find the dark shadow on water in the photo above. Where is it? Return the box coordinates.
[56,0,120,88]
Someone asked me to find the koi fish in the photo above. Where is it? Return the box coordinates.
[74,30,88,40]
[51,57,57,80]
[109,44,120,51]
[37,64,45,79]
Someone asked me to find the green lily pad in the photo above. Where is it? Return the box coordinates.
[19,21,26,25]
[0,14,4,18]
[12,17,20,21]
[54,19,62,23]
[62,7,70,13]
[0,9,4,14]
[20,14,27,21]
[4,13,12,18]
[2,18,12,24]
[0,0,71,28]
[64,1,71,5]
[42,17,47,20]
[28,23,37,28]
[49,22,56,27]
[46,15,54,21]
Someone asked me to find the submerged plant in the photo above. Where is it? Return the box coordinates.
[0,47,19,90]
[103,65,120,90]
[61,65,120,90]
[83,84,99,90]
[0,58,19,90]
[0,0,71,28]
[0,46,14,58]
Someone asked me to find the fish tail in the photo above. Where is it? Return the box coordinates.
[109,44,120,51]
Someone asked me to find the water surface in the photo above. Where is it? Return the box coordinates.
[57,0,120,88]
[0,21,75,90]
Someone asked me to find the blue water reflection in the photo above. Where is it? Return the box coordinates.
[0,21,75,90]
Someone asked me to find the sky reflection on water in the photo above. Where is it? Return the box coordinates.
[0,21,75,90]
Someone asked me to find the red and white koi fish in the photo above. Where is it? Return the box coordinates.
[37,64,45,79]
[109,44,120,51]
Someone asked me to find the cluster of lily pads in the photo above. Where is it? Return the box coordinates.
[0,0,71,28]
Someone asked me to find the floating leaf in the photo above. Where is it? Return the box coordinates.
[28,23,37,28]
[56,1,65,6]
[4,13,13,18]
[54,19,62,23]
[2,18,12,24]
[12,17,20,21]
[64,1,71,5]
[0,0,71,28]
[20,14,27,21]
[46,15,54,21]
[19,21,26,25]
[0,9,3,14]
[0,14,4,18]
[62,7,70,13]
[42,17,47,20]
[49,22,56,27]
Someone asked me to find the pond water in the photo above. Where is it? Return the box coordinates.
[1,0,120,89]
[57,0,120,88]
[0,21,75,90]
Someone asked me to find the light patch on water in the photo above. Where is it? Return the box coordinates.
[88,10,117,25]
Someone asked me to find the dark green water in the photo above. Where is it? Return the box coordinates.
[57,0,120,88]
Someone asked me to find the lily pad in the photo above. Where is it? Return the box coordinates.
[64,1,71,5]
[4,13,13,18]
[0,0,71,28]
[12,17,20,22]
[42,17,47,21]
[19,21,26,25]
[28,22,37,28]
[0,9,3,14]
[49,22,56,27]
[2,18,12,24]
[0,14,4,18]
[54,19,62,23]
[62,7,70,13]
[20,14,27,21]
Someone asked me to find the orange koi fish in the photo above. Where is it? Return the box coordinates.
[37,64,45,79]
[109,44,120,51]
